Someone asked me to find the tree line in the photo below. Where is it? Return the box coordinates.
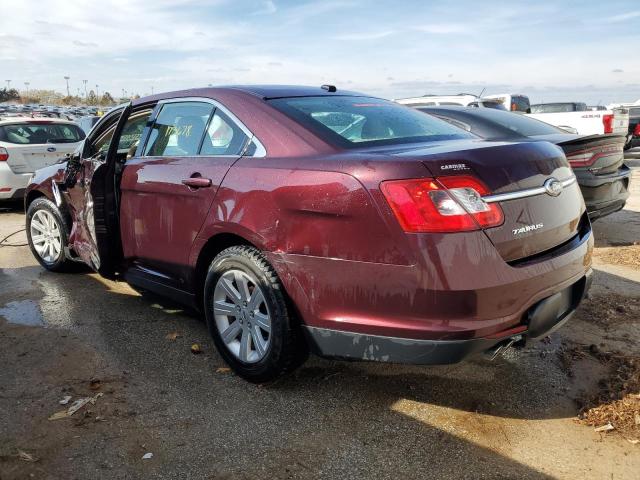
[0,87,118,106]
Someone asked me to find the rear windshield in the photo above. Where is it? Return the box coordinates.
[0,122,85,144]
[268,96,473,148]
[458,108,565,136]
[530,103,586,114]
[629,107,640,118]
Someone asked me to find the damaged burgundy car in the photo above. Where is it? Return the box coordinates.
[25,85,593,382]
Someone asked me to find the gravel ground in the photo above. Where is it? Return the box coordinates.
[1,161,639,480]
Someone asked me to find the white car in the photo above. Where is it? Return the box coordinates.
[395,94,506,109]
[527,103,630,137]
[0,117,85,200]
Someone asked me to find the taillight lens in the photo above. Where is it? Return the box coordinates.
[634,124,640,136]
[380,175,504,233]
[565,143,622,167]
[0,147,8,162]
[603,114,614,134]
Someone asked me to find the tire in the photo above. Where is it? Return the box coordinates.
[26,197,75,272]
[204,246,307,383]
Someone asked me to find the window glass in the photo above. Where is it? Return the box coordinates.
[117,110,152,152]
[269,96,472,148]
[0,122,85,144]
[531,103,577,114]
[511,96,531,112]
[89,126,116,156]
[200,110,249,156]
[144,102,213,156]
[456,108,564,136]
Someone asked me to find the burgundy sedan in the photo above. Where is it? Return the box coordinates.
[24,85,593,382]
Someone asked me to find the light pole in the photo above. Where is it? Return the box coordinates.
[24,82,29,96]
[122,88,126,99]
[5,80,11,89]
[96,84,100,99]
[64,76,70,97]
[151,86,154,95]
[82,79,88,100]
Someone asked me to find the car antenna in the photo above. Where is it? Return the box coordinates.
[321,84,337,93]
[478,87,486,98]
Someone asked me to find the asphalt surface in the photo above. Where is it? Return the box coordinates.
[1,161,639,479]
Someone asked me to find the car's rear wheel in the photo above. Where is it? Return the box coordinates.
[26,197,74,272]
[204,246,307,383]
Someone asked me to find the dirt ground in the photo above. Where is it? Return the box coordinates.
[1,160,639,480]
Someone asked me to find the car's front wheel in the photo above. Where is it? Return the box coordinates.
[204,246,307,383]
[26,197,74,272]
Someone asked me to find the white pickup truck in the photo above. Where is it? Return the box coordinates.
[527,102,630,137]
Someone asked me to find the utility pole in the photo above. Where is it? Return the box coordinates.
[83,79,88,99]
[64,76,70,97]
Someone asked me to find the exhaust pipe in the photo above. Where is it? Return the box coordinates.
[485,335,523,361]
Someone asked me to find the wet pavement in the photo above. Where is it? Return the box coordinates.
[1,163,639,479]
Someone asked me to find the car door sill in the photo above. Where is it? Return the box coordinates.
[124,266,196,309]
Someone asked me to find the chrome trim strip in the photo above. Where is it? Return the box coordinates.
[482,175,576,204]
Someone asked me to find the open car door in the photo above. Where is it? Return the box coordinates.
[67,103,133,276]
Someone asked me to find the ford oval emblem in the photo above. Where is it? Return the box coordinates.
[47,146,56,152]
[543,178,563,197]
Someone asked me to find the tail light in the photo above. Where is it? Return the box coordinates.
[565,143,622,167]
[380,175,504,233]
[634,124,640,136]
[602,114,614,134]
[0,147,8,161]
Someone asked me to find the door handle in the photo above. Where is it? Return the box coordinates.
[182,177,212,188]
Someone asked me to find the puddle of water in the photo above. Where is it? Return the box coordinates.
[0,300,45,326]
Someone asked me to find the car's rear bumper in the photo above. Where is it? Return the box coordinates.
[304,271,592,364]
[0,163,31,199]
[268,216,593,346]
[576,165,631,220]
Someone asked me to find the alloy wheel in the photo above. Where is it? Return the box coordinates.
[30,209,62,264]
[213,269,272,363]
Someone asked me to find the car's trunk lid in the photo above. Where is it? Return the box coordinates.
[540,133,626,175]
[3,142,78,174]
[389,140,585,262]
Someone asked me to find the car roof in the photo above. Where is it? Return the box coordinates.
[133,85,369,104]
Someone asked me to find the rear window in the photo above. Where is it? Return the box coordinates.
[0,122,85,144]
[466,108,565,136]
[629,107,640,118]
[531,103,579,114]
[269,96,473,147]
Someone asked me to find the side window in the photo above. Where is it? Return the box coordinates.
[86,110,123,157]
[200,110,250,156]
[89,125,117,157]
[118,110,152,153]
[144,102,213,157]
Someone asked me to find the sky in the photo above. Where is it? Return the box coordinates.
[1,0,639,105]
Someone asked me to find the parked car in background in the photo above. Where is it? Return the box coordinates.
[627,105,640,150]
[483,93,531,112]
[0,117,85,200]
[527,102,629,137]
[395,94,506,109]
[419,106,631,220]
[24,85,592,382]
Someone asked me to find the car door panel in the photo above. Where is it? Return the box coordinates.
[119,154,239,284]
[118,101,247,285]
